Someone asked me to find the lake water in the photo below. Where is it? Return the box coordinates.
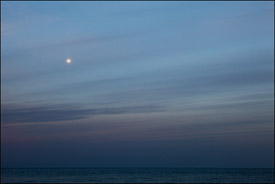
[1,168,274,183]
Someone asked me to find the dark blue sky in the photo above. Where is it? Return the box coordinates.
[1,1,274,168]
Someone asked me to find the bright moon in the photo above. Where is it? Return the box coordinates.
[66,58,71,64]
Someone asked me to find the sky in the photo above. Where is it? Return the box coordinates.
[1,1,274,168]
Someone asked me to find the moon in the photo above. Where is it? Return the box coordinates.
[66,58,72,64]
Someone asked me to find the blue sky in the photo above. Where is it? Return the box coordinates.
[1,1,274,168]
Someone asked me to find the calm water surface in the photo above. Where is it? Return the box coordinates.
[1,168,274,183]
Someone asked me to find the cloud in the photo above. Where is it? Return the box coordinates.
[109,3,183,17]
[3,31,143,62]
[1,103,165,124]
[32,31,144,50]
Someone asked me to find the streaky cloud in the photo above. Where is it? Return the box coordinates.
[1,103,165,123]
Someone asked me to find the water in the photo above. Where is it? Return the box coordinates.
[1,168,274,183]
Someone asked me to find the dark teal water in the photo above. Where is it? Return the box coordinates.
[1,168,274,183]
